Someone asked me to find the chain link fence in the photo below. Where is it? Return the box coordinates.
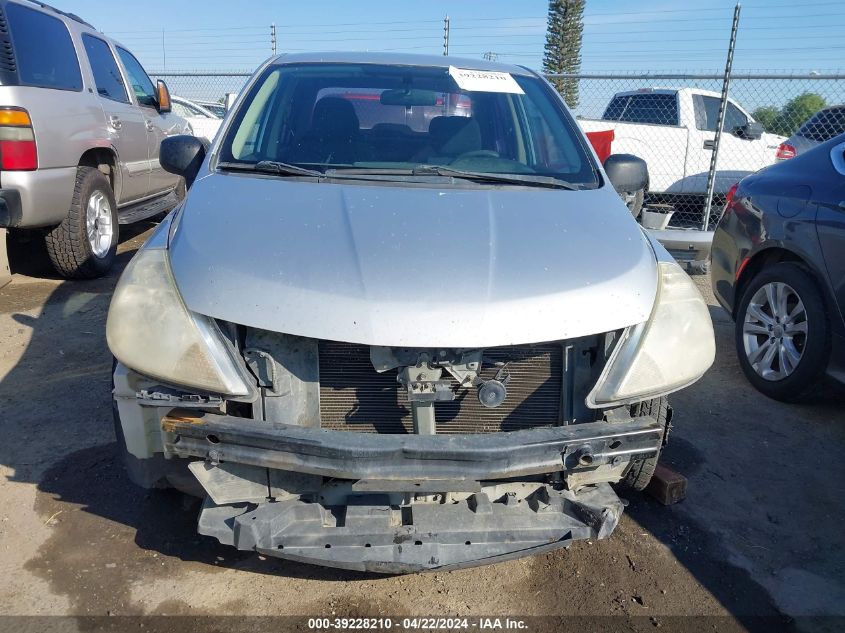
[152,70,844,234]
[557,72,845,231]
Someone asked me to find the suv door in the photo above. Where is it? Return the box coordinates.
[81,33,150,204]
[115,46,182,195]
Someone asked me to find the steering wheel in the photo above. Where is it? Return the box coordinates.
[454,150,499,160]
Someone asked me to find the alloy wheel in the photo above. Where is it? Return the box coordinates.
[86,190,113,258]
[742,281,808,381]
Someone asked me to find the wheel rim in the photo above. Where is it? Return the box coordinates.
[742,281,808,381]
[86,190,113,258]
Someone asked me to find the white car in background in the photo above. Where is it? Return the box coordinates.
[171,96,223,142]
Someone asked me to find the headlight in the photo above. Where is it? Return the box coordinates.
[587,261,715,407]
[106,248,251,396]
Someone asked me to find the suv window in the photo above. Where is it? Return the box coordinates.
[797,107,845,142]
[82,35,128,103]
[115,47,156,107]
[6,3,82,90]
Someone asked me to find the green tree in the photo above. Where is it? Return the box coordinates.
[751,106,780,133]
[776,92,826,136]
[542,0,585,108]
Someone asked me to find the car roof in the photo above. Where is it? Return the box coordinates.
[270,51,536,76]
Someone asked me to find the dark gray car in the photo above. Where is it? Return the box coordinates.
[711,133,845,400]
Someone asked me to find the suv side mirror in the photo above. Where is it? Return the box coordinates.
[604,154,648,194]
[160,135,205,189]
[735,121,764,140]
[156,80,172,114]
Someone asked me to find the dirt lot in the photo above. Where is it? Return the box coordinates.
[1,225,844,631]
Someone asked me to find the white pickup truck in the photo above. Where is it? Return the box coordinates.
[579,88,785,268]
[580,88,785,202]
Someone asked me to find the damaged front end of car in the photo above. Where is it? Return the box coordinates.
[107,208,712,572]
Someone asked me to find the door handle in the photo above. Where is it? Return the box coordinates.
[145,119,155,132]
[107,115,122,130]
[703,140,716,150]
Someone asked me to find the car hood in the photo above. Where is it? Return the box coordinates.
[168,173,658,348]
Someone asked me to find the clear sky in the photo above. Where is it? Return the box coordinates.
[51,0,844,74]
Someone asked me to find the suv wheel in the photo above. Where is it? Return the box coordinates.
[617,395,671,491]
[735,262,829,401]
[45,166,118,279]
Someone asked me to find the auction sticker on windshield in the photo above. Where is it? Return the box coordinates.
[448,66,524,94]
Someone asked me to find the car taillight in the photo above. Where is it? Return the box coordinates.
[721,182,740,220]
[0,107,37,170]
[776,142,796,160]
[725,182,738,206]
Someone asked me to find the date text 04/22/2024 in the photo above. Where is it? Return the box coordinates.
[307,617,529,630]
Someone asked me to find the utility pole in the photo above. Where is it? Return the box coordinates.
[271,23,277,55]
[161,29,166,71]
[483,51,498,61]
[702,2,741,231]
[443,15,450,56]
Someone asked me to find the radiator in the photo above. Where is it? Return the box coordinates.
[318,341,563,434]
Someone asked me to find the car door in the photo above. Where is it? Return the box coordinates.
[114,46,182,195]
[816,140,845,323]
[81,33,150,204]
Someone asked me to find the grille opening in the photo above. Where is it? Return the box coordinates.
[318,341,567,434]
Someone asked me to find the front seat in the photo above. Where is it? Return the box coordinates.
[292,97,361,165]
[417,116,482,163]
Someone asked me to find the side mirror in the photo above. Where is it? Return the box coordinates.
[225,92,238,112]
[156,79,171,114]
[735,121,764,140]
[160,135,205,189]
[604,154,648,194]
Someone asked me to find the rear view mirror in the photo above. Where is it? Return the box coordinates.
[380,88,438,107]
[156,80,171,114]
[735,121,764,140]
[160,135,205,189]
[604,154,648,194]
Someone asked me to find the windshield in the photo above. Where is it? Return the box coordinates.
[218,63,598,187]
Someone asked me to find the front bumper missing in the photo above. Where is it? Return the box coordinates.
[162,412,662,572]
[162,412,663,481]
[198,482,623,573]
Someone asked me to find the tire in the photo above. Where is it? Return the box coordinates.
[45,166,118,279]
[734,262,829,402]
[618,396,671,491]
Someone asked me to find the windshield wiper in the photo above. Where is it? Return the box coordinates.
[410,165,578,190]
[218,160,325,179]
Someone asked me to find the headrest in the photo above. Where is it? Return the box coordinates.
[311,97,360,138]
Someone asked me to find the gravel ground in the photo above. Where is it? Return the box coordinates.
[1,225,844,631]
